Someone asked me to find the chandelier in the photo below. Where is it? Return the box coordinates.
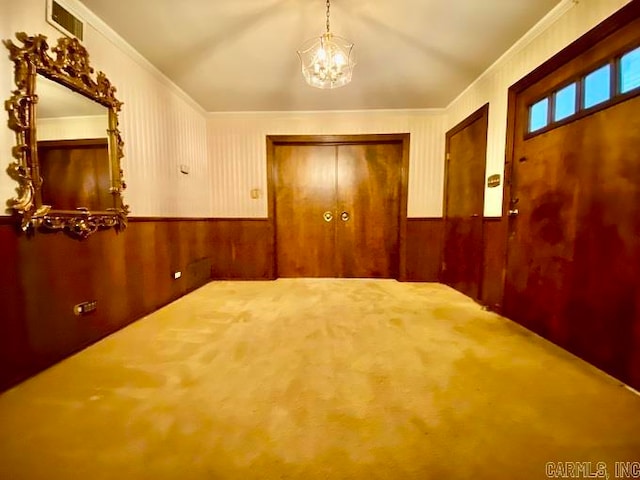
[297,0,355,89]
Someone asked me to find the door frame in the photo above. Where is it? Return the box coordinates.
[266,134,410,279]
[441,103,489,300]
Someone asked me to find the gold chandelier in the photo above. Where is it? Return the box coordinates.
[297,0,355,89]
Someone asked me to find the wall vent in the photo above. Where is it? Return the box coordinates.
[47,0,84,42]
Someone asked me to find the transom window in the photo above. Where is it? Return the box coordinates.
[554,83,577,121]
[527,44,640,134]
[583,64,611,109]
[620,47,640,93]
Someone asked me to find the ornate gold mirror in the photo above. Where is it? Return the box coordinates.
[4,32,128,238]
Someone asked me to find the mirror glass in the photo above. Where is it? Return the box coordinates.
[36,75,112,212]
[5,32,128,238]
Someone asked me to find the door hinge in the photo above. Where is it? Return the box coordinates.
[446,152,450,161]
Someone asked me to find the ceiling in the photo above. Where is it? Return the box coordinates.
[79,0,561,112]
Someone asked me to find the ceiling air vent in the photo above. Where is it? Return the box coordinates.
[46,0,84,41]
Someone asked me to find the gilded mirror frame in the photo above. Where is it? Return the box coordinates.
[4,32,128,238]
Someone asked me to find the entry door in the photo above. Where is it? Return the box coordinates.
[441,105,488,300]
[503,16,640,386]
[504,92,640,359]
[274,142,402,278]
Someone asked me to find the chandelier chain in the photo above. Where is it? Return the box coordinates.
[326,0,331,33]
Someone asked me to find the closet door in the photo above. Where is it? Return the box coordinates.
[441,105,488,301]
[275,145,337,277]
[336,143,401,278]
[273,139,404,279]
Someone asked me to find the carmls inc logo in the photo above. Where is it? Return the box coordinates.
[546,461,640,479]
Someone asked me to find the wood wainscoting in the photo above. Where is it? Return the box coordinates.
[0,218,213,391]
[403,218,444,282]
[404,216,506,304]
[480,217,507,312]
[0,213,442,391]
[209,219,274,280]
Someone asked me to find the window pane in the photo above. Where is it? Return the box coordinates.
[583,64,611,109]
[554,83,577,121]
[620,46,640,94]
[529,98,549,132]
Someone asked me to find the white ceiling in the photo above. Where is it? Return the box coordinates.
[79,0,561,112]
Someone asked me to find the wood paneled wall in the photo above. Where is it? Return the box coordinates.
[404,217,508,306]
[479,218,507,311]
[1,214,443,391]
[403,219,444,282]
[208,217,445,282]
[209,219,274,280]
[0,217,278,390]
[0,219,212,391]
[0,219,28,391]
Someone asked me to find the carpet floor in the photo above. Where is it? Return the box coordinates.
[0,279,639,479]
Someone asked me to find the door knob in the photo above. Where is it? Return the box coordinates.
[508,208,519,217]
[341,211,350,222]
[323,211,333,222]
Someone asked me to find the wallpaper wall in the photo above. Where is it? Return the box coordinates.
[206,0,632,218]
[1,0,632,219]
[0,0,210,218]
[207,111,446,218]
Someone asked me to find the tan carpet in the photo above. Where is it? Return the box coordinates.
[0,279,639,479]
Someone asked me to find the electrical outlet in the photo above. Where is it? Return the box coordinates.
[74,300,97,316]
[173,271,182,279]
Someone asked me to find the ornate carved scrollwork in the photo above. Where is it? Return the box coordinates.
[3,32,129,238]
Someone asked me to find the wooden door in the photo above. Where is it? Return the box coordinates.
[337,143,401,278]
[441,105,488,300]
[503,15,640,387]
[38,139,112,211]
[505,95,640,377]
[273,137,405,278]
[275,144,337,277]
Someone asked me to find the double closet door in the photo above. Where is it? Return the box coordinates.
[274,141,402,278]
